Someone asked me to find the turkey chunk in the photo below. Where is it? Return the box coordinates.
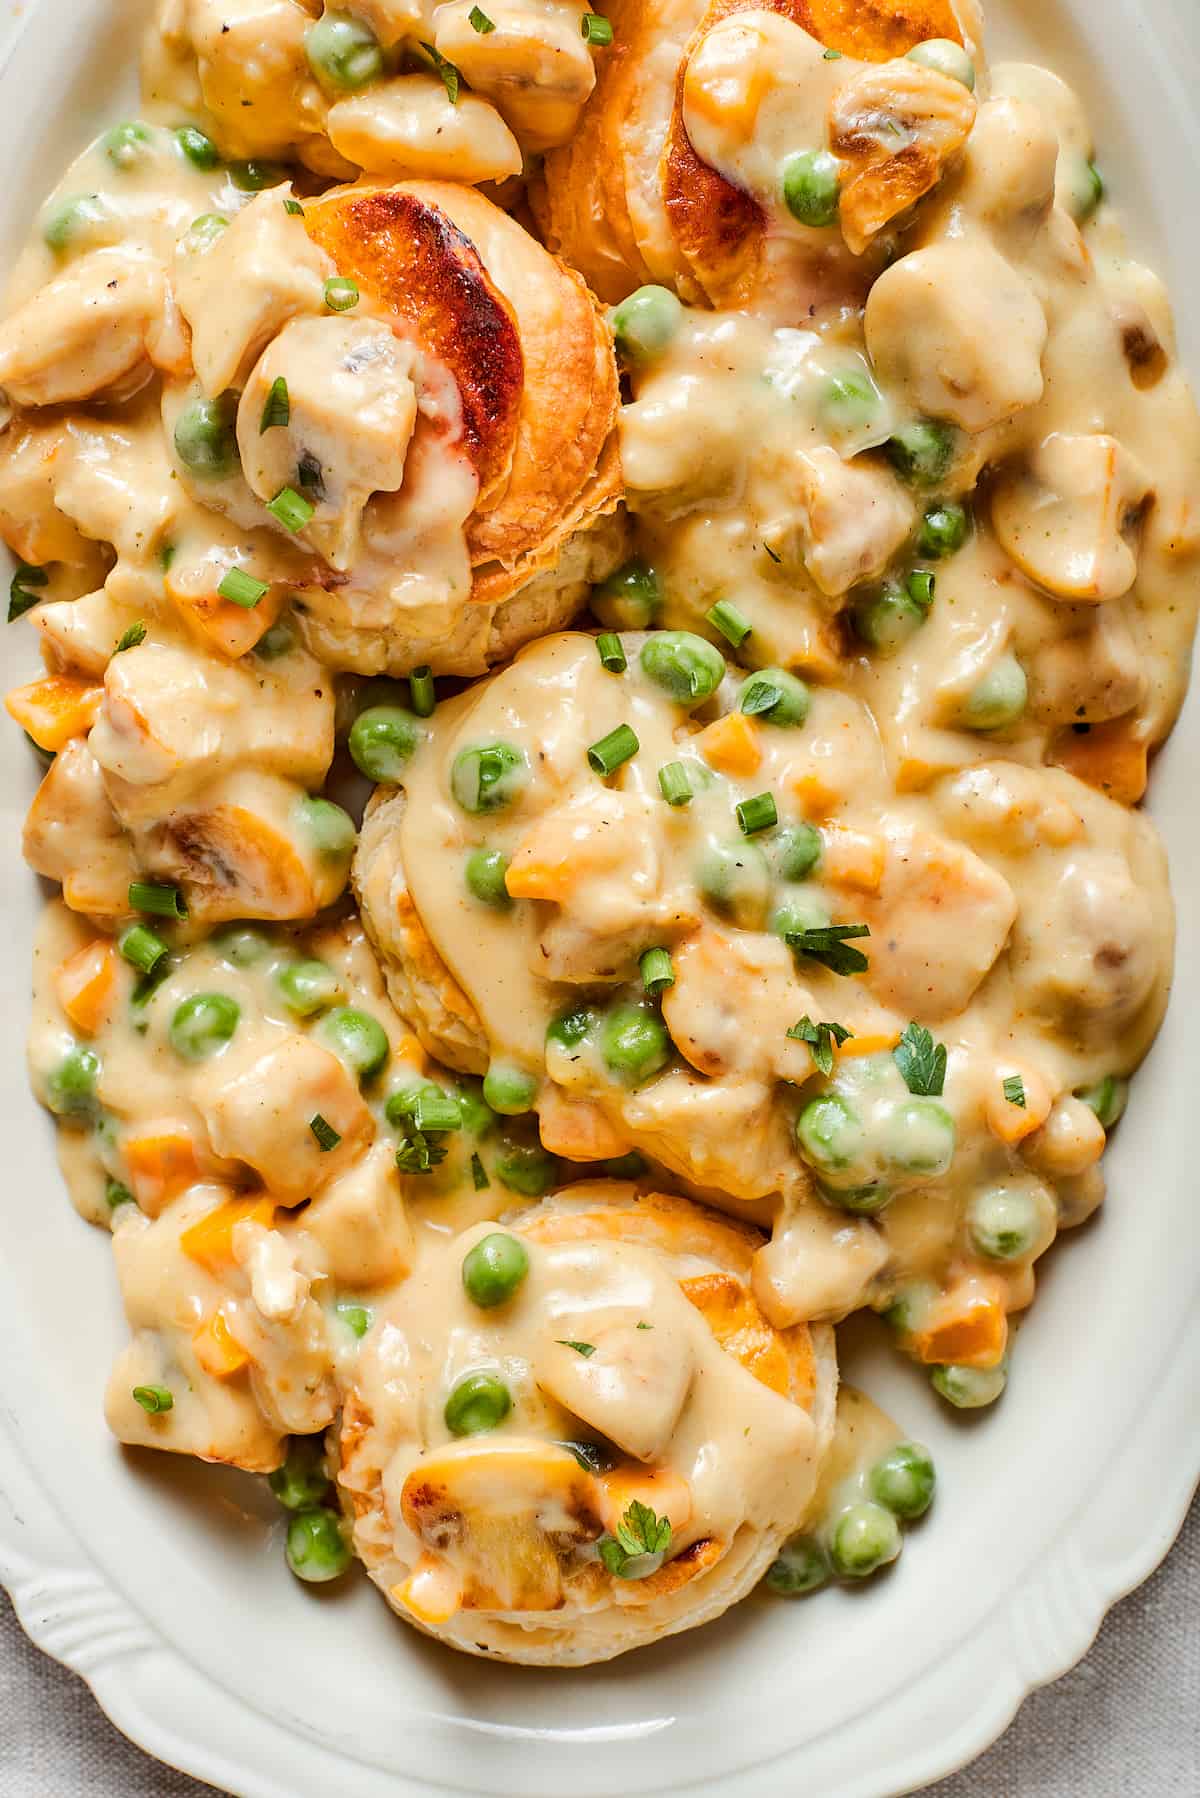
[432,0,596,153]
[196,1034,373,1203]
[991,433,1152,602]
[0,251,171,407]
[794,447,915,598]
[302,1140,413,1287]
[327,76,522,183]
[829,60,977,256]
[23,739,135,917]
[865,240,1047,432]
[175,188,331,397]
[238,315,418,570]
[538,1316,694,1463]
[184,0,331,167]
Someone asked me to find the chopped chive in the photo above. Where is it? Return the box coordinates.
[640,947,675,996]
[260,376,290,433]
[823,46,842,58]
[471,1151,489,1190]
[587,723,639,775]
[658,761,693,807]
[409,665,436,717]
[128,881,187,919]
[785,922,871,976]
[217,567,269,608]
[106,1178,135,1210]
[8,562,48,622]
[113,621,147,654]
[283,197,305,216]
[906,569,936,610]
[411,1089,462,1133]
[132,1385,173,1414]
[581,12,613,43]
[469,4,495,28]
[1003,1074,1026,1108]
[420,41,461,102]
[706,599,751,647]
[336,1299,372,1338]
[324,276,360,313]
[118,922,169,976]
[596,632,626,673]
[175,125,220,169]
[558,1339,597,1357]
[268,486,315,534]
[736,791,777,835]
[310,1113,342,1152]
[159,543,177,572]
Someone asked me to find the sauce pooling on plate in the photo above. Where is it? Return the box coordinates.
[3,0,1197,1662]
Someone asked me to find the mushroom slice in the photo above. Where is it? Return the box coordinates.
[829,59,977,255]
[991,433,1152,603]
[398,1438,605,1616]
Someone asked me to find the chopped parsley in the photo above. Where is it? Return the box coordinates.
[893,1022,948,1097]
[1002,1074,1026,1108]
[599,1500,672,1578]
[785,922,871,976]
[786,1015,852,1076]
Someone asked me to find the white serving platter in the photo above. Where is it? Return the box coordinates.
[0,1,1196,1794]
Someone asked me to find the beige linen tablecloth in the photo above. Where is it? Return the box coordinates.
[0,1495,1195,1795]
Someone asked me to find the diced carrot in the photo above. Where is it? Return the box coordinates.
[697,712,762,777]
[124,1130,200,1216]
[537,1088,629,1162]
[6,675,102,751]
[1051,720,1148,806]
[62,870,134,919]
[984,1067,1052,1146]
[180,1193,277,1275]
[821,823,885,894]
[54,939,117,1035]
[836,1032,900,1059]
[894,753,943,794]
[684,51,770,133]
[788,769,840,817]
[598,1464,692,1537]
[908,1279,1008,1369]
[504,851,574,903]
[165,568,285,661]
[192,1308,252,1379]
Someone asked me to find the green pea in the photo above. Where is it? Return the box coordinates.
[455,1078,499,1136]
[255,619,295,659]
[739,668,810,727]
[444,1369,513,1436]
[610,285,682,365]
[1065,156,1104,223]
[348,706,421,782]
[818,1179,892,1216]
[104,121,154,170]
[592,559,661,631]
[268,1436,332,1511]
[822,367,882,435]
[229,159,288,192]
[695,839,772,930]
[601,1004,671,1084]
[764,1534,831,1596]
[494,1139,558,1196]
[918,502,969,560]
[319,1008,390,1081]
[886,420,956,489]
[213,925,271,967]
[42,193,109,253]
[1076,1074,1128,1129]
[967,1184,1041,1261]
[796,1092,864,1174]
[175,124,221,170]
[773,822,822,881]
[905,37,975,88]
[45,1044,101,1120]
[462,1232,530,1309]
[295,794,357,863]
[173,394,239,480]
[869,1442,936,1519]
[337,1300,372,1338]
[306,10,384,90]
[451,742,528,815]
[482,1061,538,1115]
[854,581,927,655]
[546,1005,598,1052]
[781,149,840,228]
[960,653,1027,731]
[276,959,342,1018]
[932,1359,1008,1409]
[770,895,830,940]
[640,631,726,707]
[830,1502,902,1579]
[169,992,240,1061]
[285,1506,351,1583]
[880,1098,955,1176]
[465,848,512,909]
[182,212,228,254]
